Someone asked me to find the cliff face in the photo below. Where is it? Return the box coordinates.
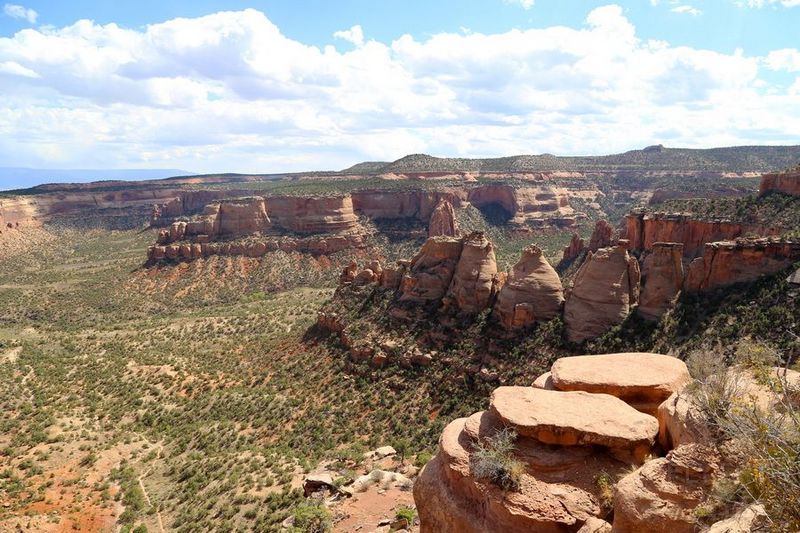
[428,198,459,238]
[564,243,640,343]
[759,168,800,197]
[267,195,359,234]
[684,238,800,292]
[638,243,684,321]
[351,190,464,220]
[466,184,577,227]
[624,212,778,258]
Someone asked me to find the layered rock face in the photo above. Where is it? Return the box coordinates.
[493,245,564,329]
[414,353,694,533]
[351,190,464,220]
[428,198,459,238]
[564,244,640,343]
[157,197,271,243]
[445,232,498,313]
[150,190,243,226]
[587,219,614,252]
[267,195,359,233]
[684,238,800,291]
[467,184,576,227]
[399,237,464,304]
[638,242,685,320]
[561,233,585,263]
[759,166,800,197]
[624,212,777,258]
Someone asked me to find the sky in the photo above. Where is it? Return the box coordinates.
[0,0,799,178]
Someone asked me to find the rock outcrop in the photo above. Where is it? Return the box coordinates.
[561,233,585,264]
[428,198,459,237]
[399,237,464,304]
[467,184,577,227]
[588,220,614,252]
[684,238,800,291]
[549,353,690,415]
[623,212,778,258]
[493,245,564,330]
[638,242,685,320]
[267,195,360,234]
[351,190,464,221]
[759,166,800,197]
[445,232,498,313]
[564,244,640,343]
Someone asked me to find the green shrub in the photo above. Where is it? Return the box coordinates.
[470,428,524,491]
[291,500,332,533]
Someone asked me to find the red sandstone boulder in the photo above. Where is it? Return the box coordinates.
[550,353,690,415]
[493,245,564,330]
[564,244,640,343]
[399,236,463,304]
[446,232,498,313]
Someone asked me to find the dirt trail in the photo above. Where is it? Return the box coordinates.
[137,442,166,533]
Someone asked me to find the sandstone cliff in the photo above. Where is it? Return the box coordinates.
[399,237,464,304]
[638,242,685,320]
[564,243,640,343]
[466,183,578,228]
[493,245,564,330]
[759,166,800,197]
[684,238,800,292]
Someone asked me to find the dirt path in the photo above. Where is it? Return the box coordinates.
[137,442,165,533]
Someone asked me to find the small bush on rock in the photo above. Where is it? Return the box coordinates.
[471,428,524,491]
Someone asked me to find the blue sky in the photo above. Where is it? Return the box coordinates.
[0,0,799,178]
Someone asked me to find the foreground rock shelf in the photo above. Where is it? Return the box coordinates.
[413,352,799,532]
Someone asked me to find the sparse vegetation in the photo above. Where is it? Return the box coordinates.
[470,428,524,492]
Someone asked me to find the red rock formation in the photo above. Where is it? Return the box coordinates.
[467,184,576,227]
[561,233,584,263]
[587,219,614,252]
[351,190,464,220]
[267,195,359,233]
[428,198,459,238]
[638,242,685,320]
[684,238,800,291]
[759,166,800,197]
[564,244,640,343]
[399,237,464,304]
[493,245,564,329]
[623,212,778,258]
[445,232,498,313]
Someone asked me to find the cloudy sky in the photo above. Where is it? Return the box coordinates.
[0,0,799,176]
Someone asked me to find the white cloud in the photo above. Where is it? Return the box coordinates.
[3,3,37,23]
[737,0,800,7]
[765,48,800,71]
[671,5,703,15]
[0,6,796,171]
[333,25,364,46]
[505,0,535,9]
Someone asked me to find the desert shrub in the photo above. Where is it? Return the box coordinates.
[594,471,614,511]
[291,500,332,533]
[471,428,524,491]
[396,505,416,523]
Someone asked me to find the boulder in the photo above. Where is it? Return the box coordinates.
[638,242,684,320]
[445,232,498,313]
[428,198,459,238]
[493,245,564,330]
[578,517,612,533]
[707,504,768,533]
[564,244,640,343]
[490,387,658,462]
[532,372,555,390]
[399,236,463,304]
[340,261,358,283]
[550,353,691,415]
[612,444,717,533]
[303,473,337,497]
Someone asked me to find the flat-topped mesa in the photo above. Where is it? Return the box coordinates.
[399,236,464,304]
[351,190,464,220]
[759,165,800,197]
[445,232,498,313]
[638,242,685,320]
[266,195,360,234]
[549,353,691,415]
[684,238,800,292]
[493,245,564,330]
[428,198,459,238]
[564,243,640,343]
[623,212,778,258]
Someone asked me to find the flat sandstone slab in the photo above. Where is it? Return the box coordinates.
[489,387,658,459]
[550,352,690,406]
